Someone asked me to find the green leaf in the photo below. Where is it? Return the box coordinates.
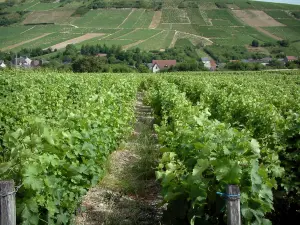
[192,159,209,178]
[0,161,12,175]
[250,139,260,154]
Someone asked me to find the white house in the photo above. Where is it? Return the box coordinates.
[201,57,211,70]
[148,60,177,73]
[12,56,32,67]
[0,60,6,69]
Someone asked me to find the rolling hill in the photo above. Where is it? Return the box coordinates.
[0,0,300,58]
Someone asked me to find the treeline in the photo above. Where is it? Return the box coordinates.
[0,47,54,61]
[225,59,300,71]
[88,0,162,10]
[204,45,267,62]
[0,0,28,26]
[80,43,201,66]
[292,11,300,19]
[42,43,207,73]
[0,11,26,26]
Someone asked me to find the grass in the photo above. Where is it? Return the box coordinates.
[72,9,132,28]
[265,10,293,18]
[132,10,155,28]
[134,30,171,50]
[0,25,63,49]
[276,19,300,26]
[26,2,61,11]
[12,32,83,51]
[175,38,194,48]
[264,26,300,41]
[118,29,161,41]
[119,9,146,29]
[102,29,135,39]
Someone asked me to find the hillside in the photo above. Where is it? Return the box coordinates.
[0,0,300,59]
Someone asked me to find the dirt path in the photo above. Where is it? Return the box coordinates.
[149,11,162,29]
[20,25,36,34]
[76,92,163,225]
[46,33,105,50]
[169,30,213,48]
[117,8,136,28]
[113,28,138,40]
[1,33,52,51]
[255,27,283,41]
[122,30,165,50]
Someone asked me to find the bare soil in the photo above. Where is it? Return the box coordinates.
[1,33,52,51]
[149,11,162,29]
[22,10,75,24]
[47,33,105,50]
[232,10,285,27]
[226,4,240,10]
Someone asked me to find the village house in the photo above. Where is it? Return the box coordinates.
[12,56,32,68]
[241,57,272,66]
[210,59,217,71]
[148,60,177,73]
[96,53,107,57]
[201,57,217,71]
[0,60,6,69]
[284,56,298,63]
[201,57,211,70]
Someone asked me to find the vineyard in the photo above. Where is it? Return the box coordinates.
[0,70,300,224]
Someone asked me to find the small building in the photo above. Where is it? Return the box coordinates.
[201,57,211,70]
[260,57,272,66]
[210,60,217,71]
[284,56,298,63]
[12,56,32,67]
[0,60,6,69]
[31,60,41,68]
[96,53,107,57]
[150,60,177,73]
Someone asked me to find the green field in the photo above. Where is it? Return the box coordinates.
[186,8,207,25]
[265,10,293,18]
[118,29,161,41]
[206,9,243,26]
[161,8,190,23]
[72,9,132,28]
[1,0,300,56]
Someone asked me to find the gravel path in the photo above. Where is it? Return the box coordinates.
[76,92,163,225]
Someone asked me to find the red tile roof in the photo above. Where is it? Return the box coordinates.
[152,60,176,69]
[210,60,216,67]
[286,56,297,61]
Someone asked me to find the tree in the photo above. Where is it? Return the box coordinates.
[72,56,107,73]
[251,40,259,47]
[278,40,290,47]
[137,64,149,73]
[268,59,285,69]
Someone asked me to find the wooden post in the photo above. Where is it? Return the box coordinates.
[226,185,241,225]
[0,180,16,225]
